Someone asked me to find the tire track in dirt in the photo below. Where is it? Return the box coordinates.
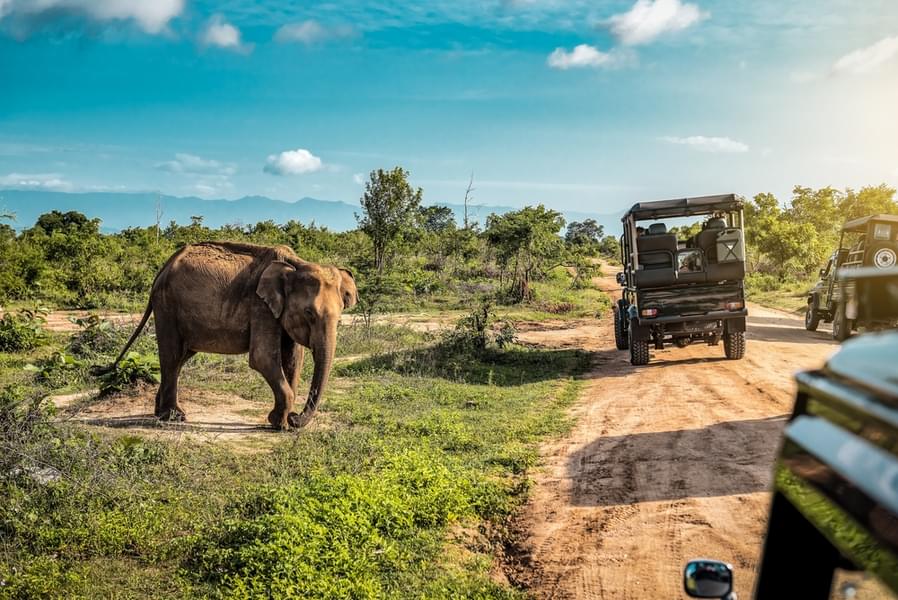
[510,271,837,599]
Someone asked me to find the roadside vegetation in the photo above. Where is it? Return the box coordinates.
[0,168,604,598]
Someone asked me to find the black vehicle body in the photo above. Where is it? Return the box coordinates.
[615,194,748,365]
[806,214,898,340]
[685,268,898,600]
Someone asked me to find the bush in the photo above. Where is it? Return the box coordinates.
[97,351,160,396]
[67,315,124,357]
[188,449,472,599]
[745,272,783,293]
[24,351,87,389]
[0,308,49,352]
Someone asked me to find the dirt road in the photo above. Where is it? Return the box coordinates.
[510,273,837,599]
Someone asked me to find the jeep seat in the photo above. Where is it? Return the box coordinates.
[636,225,678,287]
[695,218,727,260]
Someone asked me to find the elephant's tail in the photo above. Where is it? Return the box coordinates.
[89,299,154,376]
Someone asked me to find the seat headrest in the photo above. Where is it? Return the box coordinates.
[647,223,667,235]
[705,218,726,230]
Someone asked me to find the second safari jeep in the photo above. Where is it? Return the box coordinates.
[806,214,898,340]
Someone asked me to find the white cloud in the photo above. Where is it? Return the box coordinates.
[608,0,708,46]
[156,153,235,176]
[264,149,324,176]
[661,136,749,153]
[0,172,73,191]
[0,0,183,34]
[274,20,355,45]
[353,172,365,185]
[832,36,898,75]
[201,15,251,52]
[547,44,614,69]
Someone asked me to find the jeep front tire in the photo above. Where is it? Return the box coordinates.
[613,303,629,350]
[805,299,820,331]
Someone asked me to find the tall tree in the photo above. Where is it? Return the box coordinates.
[357,167,423,273]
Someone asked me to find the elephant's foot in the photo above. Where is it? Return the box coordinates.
[156,406,187,422]
[267,409,306,430]
[268,408,289,430]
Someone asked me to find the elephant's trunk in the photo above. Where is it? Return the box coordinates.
[292,332,335,428]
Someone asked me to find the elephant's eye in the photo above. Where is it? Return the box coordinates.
[304,307,315,320]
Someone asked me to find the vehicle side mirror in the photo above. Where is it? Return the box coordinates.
[820,269,826,277]
[616,272,626,286]
[684,559,734,598]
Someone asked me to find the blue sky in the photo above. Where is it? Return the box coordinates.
[1,0,897,214]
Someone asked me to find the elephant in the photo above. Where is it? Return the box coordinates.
[101,242,358,430]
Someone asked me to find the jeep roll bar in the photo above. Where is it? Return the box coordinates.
[620,194,744,290]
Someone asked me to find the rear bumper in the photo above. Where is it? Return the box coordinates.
[637,309,748,327]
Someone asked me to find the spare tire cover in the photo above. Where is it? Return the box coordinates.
[872,246,897,269]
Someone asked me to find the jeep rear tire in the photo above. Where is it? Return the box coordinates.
[832,305,851,342]
[723,331,745,359]
[674,337,690,348]
[805,300,820,331]
[630,339,650,365]
[629,329,650,365]
[613,304,629,350]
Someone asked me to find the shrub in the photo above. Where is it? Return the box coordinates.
[67,315,123,357]
[0,308,48,352]
[188,449,473,599]
[97,351,160,396]
[24,351,87,388]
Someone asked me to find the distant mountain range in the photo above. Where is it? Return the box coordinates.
[0,190,623,234]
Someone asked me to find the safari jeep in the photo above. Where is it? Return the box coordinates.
[806,214,898,340]
[684,267,898,600]
[614,194,747,365]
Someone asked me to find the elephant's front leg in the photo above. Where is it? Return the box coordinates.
[249,341,295,430]
[282,333,304,406]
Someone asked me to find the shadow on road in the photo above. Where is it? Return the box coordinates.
[747,324,834,345]
[567,415,788,506]
[73,414,272,433]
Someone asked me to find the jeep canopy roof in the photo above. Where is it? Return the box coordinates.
[622,194,741,222]
[842,214,898,233]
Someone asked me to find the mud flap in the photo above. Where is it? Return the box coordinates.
[724,317,746,334]
[628,317,652,341]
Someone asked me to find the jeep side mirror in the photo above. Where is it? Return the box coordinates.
[684,559,734,598]
[820,268,826,277]
[616,272,626,286]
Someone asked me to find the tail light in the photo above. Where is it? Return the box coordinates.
[726,301,744,311]
[641,308,658,318]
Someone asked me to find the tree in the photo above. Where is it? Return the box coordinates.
[419,205,455,234]
[565,219,604,247]
[34,210,98,235]
[485,205,565,302]
[357,167,423,273]
[839,185,897,221]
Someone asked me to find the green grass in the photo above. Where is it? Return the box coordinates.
[0,321,590,599]
[745,274,815,314]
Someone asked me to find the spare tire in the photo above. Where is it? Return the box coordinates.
[869,245,897,269]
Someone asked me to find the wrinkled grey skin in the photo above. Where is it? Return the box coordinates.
[107,242,358,430]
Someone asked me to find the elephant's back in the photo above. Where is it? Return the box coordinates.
[153,243,272,334]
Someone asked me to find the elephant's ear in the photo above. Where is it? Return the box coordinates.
[338,268,358,310]
[257,261,295,319]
